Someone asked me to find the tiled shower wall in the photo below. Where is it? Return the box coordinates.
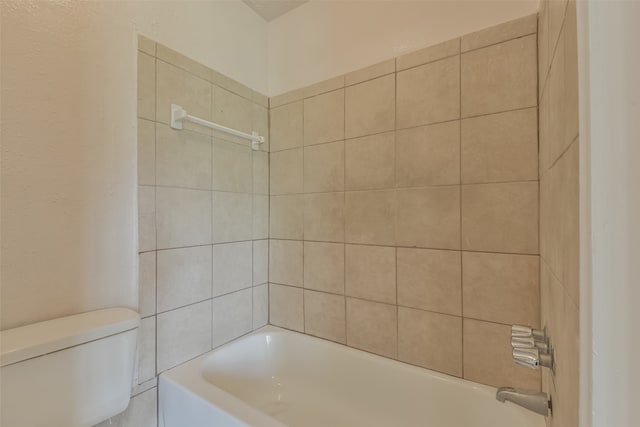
[538,0,580,426]
[102,35,270,427]
[268,14,541,389]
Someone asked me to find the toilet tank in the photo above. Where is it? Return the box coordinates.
[0,308,140,427]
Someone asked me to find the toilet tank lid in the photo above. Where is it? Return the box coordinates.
[0,308,140,367]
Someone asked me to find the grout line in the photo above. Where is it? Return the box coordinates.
[269,177,540,198]
[343,81,349,345]
[394,68,399,360]
[155,286,256,317]
[268,103,537,155]
[458,41,465,378]
[396,52,461,74]
[460,32,538,55]
[152,239,259,253]
[541,134,579,178]
[299,93,306,333]
[268,238,540,258]
[152,54,159,385]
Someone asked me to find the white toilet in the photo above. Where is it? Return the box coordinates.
[0,308,140,427]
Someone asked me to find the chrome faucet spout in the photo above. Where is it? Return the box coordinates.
[496,387,551,416]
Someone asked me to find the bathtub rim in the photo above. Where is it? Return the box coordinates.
[159,325,544,427]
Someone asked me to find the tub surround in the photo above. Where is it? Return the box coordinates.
[538,0,580,426]
[268,14,541,391]
[111,35,270,427]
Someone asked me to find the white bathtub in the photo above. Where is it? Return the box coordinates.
[159,326,544,427]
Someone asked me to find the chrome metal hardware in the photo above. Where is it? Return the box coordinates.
[511,335,535,348]
[512,347,554,370]
[496,387,551,416]
[511,325,546,342]
[510,325,554,373]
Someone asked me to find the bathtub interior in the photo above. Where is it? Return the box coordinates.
[160,327,545,427]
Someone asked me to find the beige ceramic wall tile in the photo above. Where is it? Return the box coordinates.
[463,318,540,389]
[303,141,345,193]
[346,244,396,304]
[270,101,303,152]
[269,239,303,286]
[538,0,550,93]
[304,242,345,294]
[397,248,461,315]
[540,141,579,304]
[396,38,460,71]
[212,73,255,103]
[270,148,303,195]
[212,86,253,136]
[212,288,253,348]
[564,1,579,148]
[253,284,269,328]
[138,51,156,121]
[397,56,460,129]
[137,317,156,383]
[138,252,156,318]
[304,290,347,343]
[462,182,539,254]
[253,240,268,285]
[252,150,269,195]
[156,187,211,249]
[138,35,156,56]
[253,194,269,240]
[270,194,304,240]
[548,0,569,56]
[396,121,460,187]
[396,187,461,250]
[138,186,156,252]
[345,132,395,190]
[461,14,538,52]
[303,75,345,98]
[252,103,270,151]
[398,308,462,376]
[138,119,155,186]
[547,28,567,168]
[156,60,211,134]
[156,124,212,190]
[461,108,538,183]
[538,90,551,176]
[156,44,211,82]
[269,195,303,240]
[548,22,579,171]
[95,387,157,427]
[345,74,396,138]
[346,298,397,358]
[211,191,252,243]
[156,300,212,372]
[269,88,304,108]
[303,192,344,242]
[269,284,304,332]
[462,251,539,325]
[345,190,396,246]
[541,262,579,427]
[345,59,395,86]
[157,246,212,313]
[304,90,345,145]
[212,241,252,296]
[461,35,537,117]
[212,139,252,193]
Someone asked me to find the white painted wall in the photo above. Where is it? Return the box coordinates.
[0,0,268,329]
[578,1,640,426]
[267,0,538,95]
